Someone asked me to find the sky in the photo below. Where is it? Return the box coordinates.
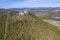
[0,0,60,8]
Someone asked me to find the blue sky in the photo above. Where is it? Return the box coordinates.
[0,0,60,8]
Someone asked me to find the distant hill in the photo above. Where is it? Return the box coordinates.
[7,7,60,11]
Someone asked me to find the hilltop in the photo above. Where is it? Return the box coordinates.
[0,10,60,40]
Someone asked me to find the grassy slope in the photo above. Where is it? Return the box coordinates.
[33,15,60,34]
[0,10,60,40]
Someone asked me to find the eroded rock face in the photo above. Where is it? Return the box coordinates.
[19,12,24,15]
[24,11,28,14]
[19,11,28,16]
[54,17,60,19]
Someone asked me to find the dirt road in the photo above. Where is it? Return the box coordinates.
[43,19,60,29]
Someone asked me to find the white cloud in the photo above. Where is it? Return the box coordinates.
[6,0,41,8]
[0,0,60,8]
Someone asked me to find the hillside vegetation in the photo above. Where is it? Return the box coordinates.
[0,10,60,40]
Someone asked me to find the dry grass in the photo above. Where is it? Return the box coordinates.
[0,10,60,40]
